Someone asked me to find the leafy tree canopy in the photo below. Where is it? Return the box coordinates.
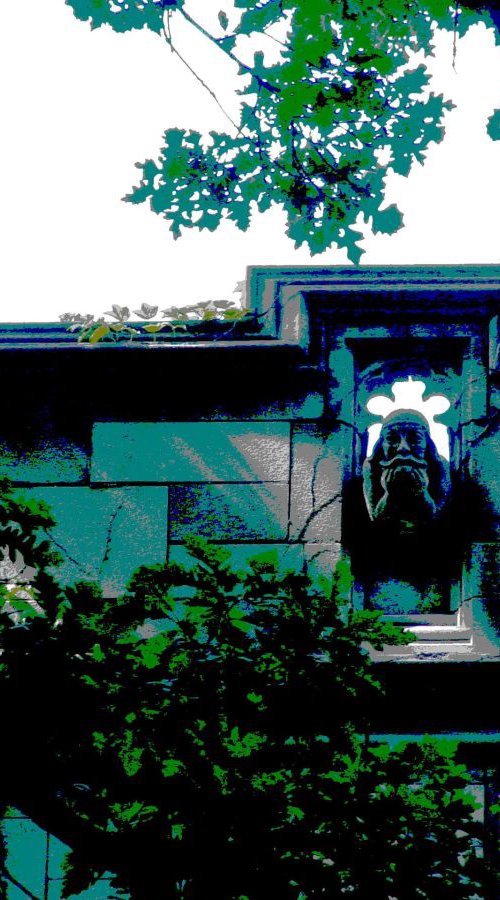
[64,1,500,263]
[0,525,491,898]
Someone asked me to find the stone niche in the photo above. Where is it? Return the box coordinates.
[252,265,500,663]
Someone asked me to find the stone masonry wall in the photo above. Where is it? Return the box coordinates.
[5,418,343,597]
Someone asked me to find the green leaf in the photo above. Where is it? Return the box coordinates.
[287,805,305,822]
[122,746,143,777]
[92,731,106,751]
[221,307,246,320]
[66,0,166,34]
[487,108,500,141]
[231,617,253,633]
[112,801,159,825]
[371,204,404,236]
[162,758,185,777]
[88,324,110,344]
[225,728,267,758]
[247,692,263,705]
[332,557,354,597]
[213,764,229,792]
[91,643,106,662]
[138,632,171,668]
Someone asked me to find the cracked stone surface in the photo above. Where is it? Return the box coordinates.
[289,425,344,542]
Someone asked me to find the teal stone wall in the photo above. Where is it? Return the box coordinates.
[22,485,169,597]
[0,437,87,485]
[1,266,499,897]
[289,424,344,542]
[6,420,343,596]
[468,428,500,535]
[92,421,290,483]
[168,482,289,541]
[0,411,342,898]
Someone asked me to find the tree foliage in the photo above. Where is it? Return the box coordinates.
[65,0,500,262]
[0,496,491,897]
[0,479,61,624]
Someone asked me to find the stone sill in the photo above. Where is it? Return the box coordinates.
[369,647,500,663]
[0,324,301,352]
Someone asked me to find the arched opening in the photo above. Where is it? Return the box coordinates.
[366,377,450,460]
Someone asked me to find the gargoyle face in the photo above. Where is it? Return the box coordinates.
[381,420,428,464]
[363,410,450,529]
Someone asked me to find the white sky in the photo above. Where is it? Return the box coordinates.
[1,1,499,322]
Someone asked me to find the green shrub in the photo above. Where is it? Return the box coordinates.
[0,491,489,898]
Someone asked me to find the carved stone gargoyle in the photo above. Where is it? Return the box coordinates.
[362,410,451,533]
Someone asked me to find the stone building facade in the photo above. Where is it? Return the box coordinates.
[1,265,499,896]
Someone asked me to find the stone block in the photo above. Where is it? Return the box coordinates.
[0,438,87,484]
[466,543,500,638]
[467,430,500,532]
[465,544,498,601]
[327,347,355,419]
[289,425,344,541]
[23,486,168,597]
[92,422,290,483]
[3,813,48,899]
[169,483,289,541]
[304,541,343,578]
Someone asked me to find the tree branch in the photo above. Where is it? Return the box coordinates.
[290,120,326,201]
[161,24,240,132]
[453,0,460,70]
[177,7,280,94]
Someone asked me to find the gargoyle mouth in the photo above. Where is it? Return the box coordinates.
[379,455,427,469]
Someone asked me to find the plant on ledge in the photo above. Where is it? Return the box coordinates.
[0,498,491,898]
[59,297,260,345]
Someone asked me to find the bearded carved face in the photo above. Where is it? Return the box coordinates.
[363,410,451,529]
